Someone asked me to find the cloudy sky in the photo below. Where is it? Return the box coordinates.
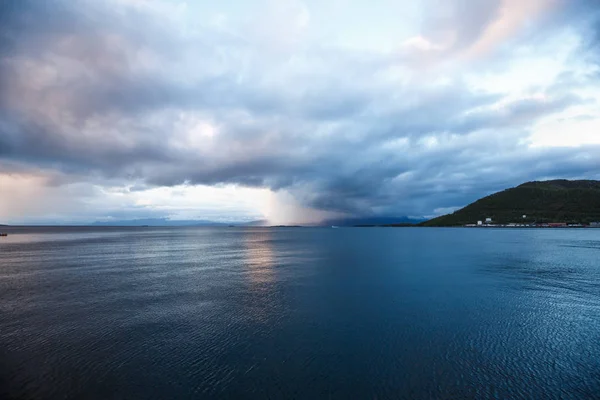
[1,0,599,224]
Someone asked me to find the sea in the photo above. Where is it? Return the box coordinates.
[1,226,599,399]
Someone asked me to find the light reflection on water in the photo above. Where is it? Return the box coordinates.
[241,230,280,326]
[243,230,275,286]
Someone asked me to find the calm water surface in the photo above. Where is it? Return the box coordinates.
[1,227,599,399]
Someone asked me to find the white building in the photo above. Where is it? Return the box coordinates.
[485,217,492,223]
[477,221,483,226]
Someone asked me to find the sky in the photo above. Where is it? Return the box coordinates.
[1,0,599,225]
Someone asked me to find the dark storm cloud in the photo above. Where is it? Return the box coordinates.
[1,0,600,219]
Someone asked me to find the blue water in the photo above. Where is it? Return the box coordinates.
[1,227,599,399]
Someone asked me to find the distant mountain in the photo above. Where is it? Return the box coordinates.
[322,216,426,227]
[422,180,600,226]
[238,219,269,227]
[91,218,234,227]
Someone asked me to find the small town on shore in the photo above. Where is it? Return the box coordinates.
[465,216,600,228]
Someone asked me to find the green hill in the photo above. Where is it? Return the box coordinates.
[422,180,600,226]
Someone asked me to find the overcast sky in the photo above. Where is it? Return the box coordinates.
[1,0,599,224]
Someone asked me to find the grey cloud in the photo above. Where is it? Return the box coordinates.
[452,94,586,134]
[422,0,502,50]
[311,145,600,217]
[1,0,600,221]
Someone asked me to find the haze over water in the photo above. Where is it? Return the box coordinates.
[1,227,600,399]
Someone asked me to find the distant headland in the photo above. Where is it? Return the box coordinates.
[421,179,600,227]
